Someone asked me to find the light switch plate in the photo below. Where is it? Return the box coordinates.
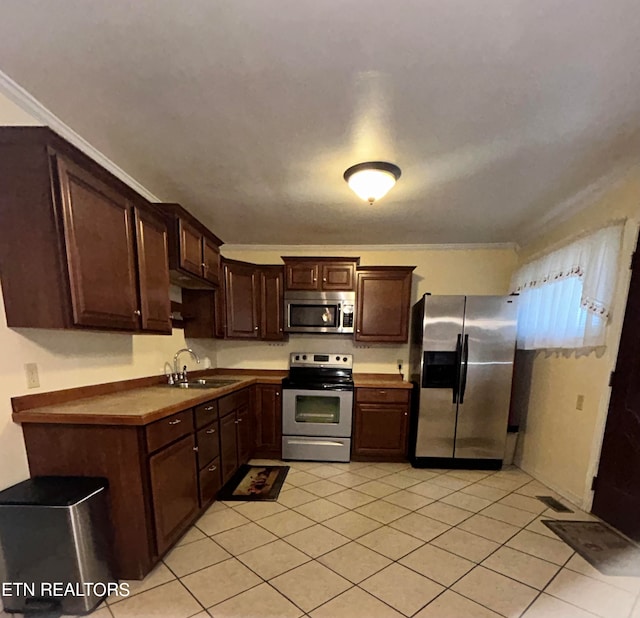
[25,363,40,389]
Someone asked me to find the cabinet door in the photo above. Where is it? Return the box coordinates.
[353,403,409,459]
[202,236,220,285]
[224,261,259,338]
[355,268,413,343]
[321,262,355,291]
[134,207,172,333]
[178,218,204,277]
[56,155,139,330]
[236,404,254,466]
[260,267,285,340]
[199,457,222,507]
[148,433,199,555]
[220,412,239,486]
[254,385,282,458]
[285,262,320,290]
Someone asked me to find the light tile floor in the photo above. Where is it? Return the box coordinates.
[3,460,640,618]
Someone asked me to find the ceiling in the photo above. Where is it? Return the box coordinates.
[0,1,639,245]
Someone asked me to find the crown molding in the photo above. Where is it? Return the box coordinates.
[223,242,518,252]
[515,163,638,247]
[0,70,160,202]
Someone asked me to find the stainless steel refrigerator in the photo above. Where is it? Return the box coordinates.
[409,294,518,469]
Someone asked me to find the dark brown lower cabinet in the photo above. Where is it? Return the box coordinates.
[254,384,282,458]
[220,411,239,485]
[353,388,411,461]
[149,433,199,555]
[19,385,254,580]
[237,404,254,465]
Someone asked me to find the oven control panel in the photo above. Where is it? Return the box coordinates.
[290,353,353,369]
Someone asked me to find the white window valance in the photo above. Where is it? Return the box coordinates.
[511,223,623,349]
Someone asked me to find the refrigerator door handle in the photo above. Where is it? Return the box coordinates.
[453,333,462,403]
[459,334,469,403]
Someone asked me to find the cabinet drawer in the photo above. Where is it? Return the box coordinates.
[146,409,194,453]
[199,457,222,506]
[219,388,250,417]
[194,400,218,429]
[356,388,410,404]
[197,422,220,469]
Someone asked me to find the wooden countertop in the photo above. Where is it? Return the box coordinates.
[12,370,411,427]
[353,372,413,389]
[12,374,283,427]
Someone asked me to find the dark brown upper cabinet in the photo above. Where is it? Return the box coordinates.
[161,203,223,289]
[259,266,285,340]
[282,257,359,291]
[0,127,171,333]
[182,261,285,341]
[223,258,260,339]
[355,266,415,343]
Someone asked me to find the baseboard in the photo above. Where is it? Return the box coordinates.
[516,461,585,510]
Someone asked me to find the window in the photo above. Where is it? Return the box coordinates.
[511,224,623,350]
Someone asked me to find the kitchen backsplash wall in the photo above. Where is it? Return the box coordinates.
[216,336,405,374]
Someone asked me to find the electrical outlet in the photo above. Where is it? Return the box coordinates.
[25,363,40,389]
[576,394,584,411]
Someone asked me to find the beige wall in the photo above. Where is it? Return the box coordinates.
[0,93,216,490]
[514,171,640,507]
[218,246,517,372]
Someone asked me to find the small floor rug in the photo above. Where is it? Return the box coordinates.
[217,465,289,501]
[543,520,640,576]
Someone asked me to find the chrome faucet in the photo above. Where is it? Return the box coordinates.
[172,348,200,382]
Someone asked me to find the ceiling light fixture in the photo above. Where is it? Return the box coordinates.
[343,161,401,205]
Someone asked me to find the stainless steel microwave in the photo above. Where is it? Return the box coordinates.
[284,291,355,334]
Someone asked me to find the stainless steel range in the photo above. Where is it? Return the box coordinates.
[282,352,354,462]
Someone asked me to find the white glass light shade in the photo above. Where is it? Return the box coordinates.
[343,162,401,204]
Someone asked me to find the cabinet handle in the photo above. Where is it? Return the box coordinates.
[193,446,199,452]
[204,406,215,411]
[404,412,408,416]
[275,392,280,397]
[254,326,258,331]
[357,329,361,333]
[134,309,141,316]
[201,262,206,268]
[168,419,182,425]
[323,277,327,282]
[379,390,387,394]
[235,418,243,424]
[206,428,216,434]
[208,465,217,472]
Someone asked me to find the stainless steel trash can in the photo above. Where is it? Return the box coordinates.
[0,476,115,615]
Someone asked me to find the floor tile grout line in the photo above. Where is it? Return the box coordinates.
[143,464,601,618]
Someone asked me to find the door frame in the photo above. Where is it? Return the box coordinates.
[583,222,639,511]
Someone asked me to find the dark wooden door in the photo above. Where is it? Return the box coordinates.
[224,261,260,338]
[56,156,139,330]
[285,262,320,290]
[355,267,413,343]
[353,403,409,459]
[236,405,254,465]
[202,236,220,285]
[254,385,282,458]
[321,262,355,291]
[178,218,203,277]
[260,267,285,340]
[134,207,171,333]
[148,433,199,555]
[592,247,640,541]
[220,412,239,485]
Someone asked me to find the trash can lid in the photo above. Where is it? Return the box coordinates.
[0,476,108,506]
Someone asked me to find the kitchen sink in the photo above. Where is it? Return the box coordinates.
[170,379,240,389]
